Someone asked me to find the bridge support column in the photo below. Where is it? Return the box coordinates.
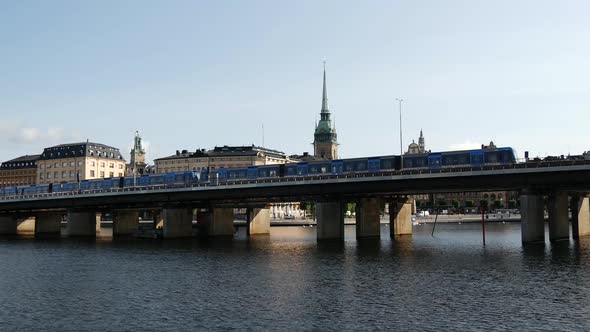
[163,208,193,238]
[17,217,36,233]
[572,195,590,239]
[548,192,569,242]
[0,215,17,235]
[113,210,139,237]
[35,213,63,235]
[520,193,545,244]
[316,201,345,241]
[67,211,100,237]
[390,198,412,237]
[356,198,381,239]
[198,208,234,236]
[247,208,270,236]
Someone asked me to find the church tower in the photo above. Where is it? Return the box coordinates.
[418,129,425,153]
[313,63,338,159]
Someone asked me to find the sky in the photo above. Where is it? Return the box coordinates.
[1,0,589,163]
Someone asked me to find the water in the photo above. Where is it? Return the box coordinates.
[2,223,590,331]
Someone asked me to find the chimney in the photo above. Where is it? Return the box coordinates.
[182,150,188,154]
[176,150,180,156]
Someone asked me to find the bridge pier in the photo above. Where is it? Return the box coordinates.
[247,208,270,235]
[520,193,545,244]
[113,210,139,237]
[198,208,234,236]
[390,198,412,237]
[572,195,590,239]
[17,217,36,233]
[35,213,63,236]
[0,215,17,235]
[548,191,569,242]
[162,208,193,238]
[66,210,100,237]
[316,201,345,241]
[356,198,381,239]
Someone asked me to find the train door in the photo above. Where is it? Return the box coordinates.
[428,154,442,169]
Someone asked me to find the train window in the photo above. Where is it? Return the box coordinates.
[485,152,499,163]
[471,153,484,165]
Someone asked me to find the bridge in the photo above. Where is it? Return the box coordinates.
[1,161,590,244]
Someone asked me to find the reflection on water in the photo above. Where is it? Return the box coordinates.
[1,223,590,331]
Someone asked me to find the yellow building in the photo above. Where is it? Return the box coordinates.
[0,155,40,187]
[37,142,126,184]
[154,145,292,174]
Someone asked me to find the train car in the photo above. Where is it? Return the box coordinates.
[331,160,344,174]
[285,162,311,176]
[379,155,400,171]
[2,186,17,198]
[52,181,79,193]
[22,184,50,196]
[343,158,369,173]
[164,171,197,186]
[256,164,283,178]
[402,147,517,170]
[226,167,248,181]
[308,160,332,175]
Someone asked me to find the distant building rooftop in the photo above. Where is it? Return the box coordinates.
[1,154,41,170]
[39,142,125,161]
[210,145,286,159]
[289,152,325,162]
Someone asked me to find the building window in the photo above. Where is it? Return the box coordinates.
[62,171,67,178]
[54,171,58,178]
[40,164,45,169]
[70,161,74,167]
[78,161,83,166]
[118,164,123,169]
[47,172,51,179]
[69,170,74,177]
[90,170,95,177]
[109,163,114,168]
[100,162,105,167]
[109,172,114,177]
[39,173,44,179]
[100,171,105,178]
[54,162,59,168]
[62,162,67,167]
[118,172,123,177]
[91,161,95,166]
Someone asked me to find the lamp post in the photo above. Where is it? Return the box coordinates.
[133,130,138,187]
[396,98,404,170]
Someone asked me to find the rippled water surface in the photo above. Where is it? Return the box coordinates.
[2,223,590,331]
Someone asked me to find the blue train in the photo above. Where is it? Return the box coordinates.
[0,147,516,198]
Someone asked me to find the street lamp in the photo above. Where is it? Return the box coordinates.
[133,130,138,187]
[396,98,404,170]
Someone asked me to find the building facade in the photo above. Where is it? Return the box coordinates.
[154,145,291,174]
[37,142,126,184]
[313,65,338,160]
[0,155,40,187]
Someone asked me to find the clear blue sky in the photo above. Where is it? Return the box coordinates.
[1,0,589,163]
